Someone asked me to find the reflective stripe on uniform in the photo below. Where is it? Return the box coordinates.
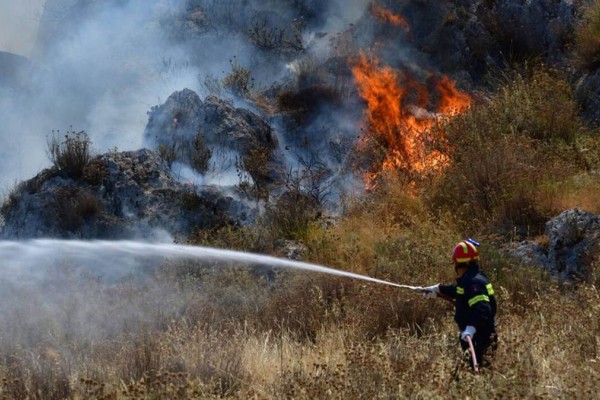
[456,286,465,295]
[468,294,489,307]
[486,283,494,296]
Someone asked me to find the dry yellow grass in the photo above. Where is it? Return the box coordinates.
[1,173,599,398]
[1,281,598,399]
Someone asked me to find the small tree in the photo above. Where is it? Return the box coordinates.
[47,130,92,179]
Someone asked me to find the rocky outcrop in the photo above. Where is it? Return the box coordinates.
[504,209,600,280]
[366,0,578,82]
[143,89,284,186]
[0,149,252,239]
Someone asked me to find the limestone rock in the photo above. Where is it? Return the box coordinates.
[503,208,600,281]
[143,89,284,185]
[0,149,251,239]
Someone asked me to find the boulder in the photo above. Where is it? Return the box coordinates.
[504,208,600,280]
[545,208,600,280]
[0,149,252,239]
[143,89,284,186]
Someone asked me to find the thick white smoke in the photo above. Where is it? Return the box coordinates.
[0,0,371,193]
[0,0,199,190]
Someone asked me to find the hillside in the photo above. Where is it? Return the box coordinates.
[0,0,599,398]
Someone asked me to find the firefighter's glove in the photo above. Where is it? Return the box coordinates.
[421,284,440,299]
[460,325,476,341]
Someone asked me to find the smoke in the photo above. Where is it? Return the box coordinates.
[0,239,411,350]
[0,0,196,190]
[0,0,374,193]
[0,0,44,57]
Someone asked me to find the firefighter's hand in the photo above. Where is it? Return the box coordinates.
[460,326,476,341]
[420,284,440,299]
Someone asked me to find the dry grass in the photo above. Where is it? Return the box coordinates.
[429,68,599,239]
[3,170,599,399]
[0,275,597,399]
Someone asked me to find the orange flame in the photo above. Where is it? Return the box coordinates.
[351,53,471,186]
[371,3,410,31]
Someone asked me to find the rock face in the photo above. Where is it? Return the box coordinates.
[0,149,251,239]
[545,209,600,280]
[505,209,600,280]
[385,0,578,82]
[143,89,284,186]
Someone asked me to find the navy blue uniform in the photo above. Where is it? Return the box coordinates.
[440,263,497,367]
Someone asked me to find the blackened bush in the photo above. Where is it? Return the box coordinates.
[190,133,212,173]
[48,130,92,179]
[54,187,103,233]
[264,190,320,241]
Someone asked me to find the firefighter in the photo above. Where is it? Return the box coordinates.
[421,238,497,369]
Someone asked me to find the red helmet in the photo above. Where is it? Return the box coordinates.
[452,239,479,265]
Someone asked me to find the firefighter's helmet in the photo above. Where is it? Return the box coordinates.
[452,238,480,265]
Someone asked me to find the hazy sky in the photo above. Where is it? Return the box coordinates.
[0,0,45,57]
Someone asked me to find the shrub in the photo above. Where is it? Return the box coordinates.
[263,190,320,241]
[247,13,304,52]
[189,133,212,173]
[158,143,178,168]
[575,0,600,70]
[276,84,341,124]
[47,130,92,179]
[428,69,591,238]
[54,187,103,233]
[82,158,108,186]
[236,147,270,201]
[223,59,253,97]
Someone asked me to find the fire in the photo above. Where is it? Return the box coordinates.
[351,52,471,186]
[371,3,410,31]
[436,76,472,116]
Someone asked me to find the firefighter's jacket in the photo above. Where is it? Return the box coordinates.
[439,265,496,333]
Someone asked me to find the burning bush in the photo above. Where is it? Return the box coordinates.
[351,52,471,186]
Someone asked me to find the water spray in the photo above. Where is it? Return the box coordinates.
[0,239,426,291]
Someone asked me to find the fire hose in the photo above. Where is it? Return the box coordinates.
[466,335,479,373]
